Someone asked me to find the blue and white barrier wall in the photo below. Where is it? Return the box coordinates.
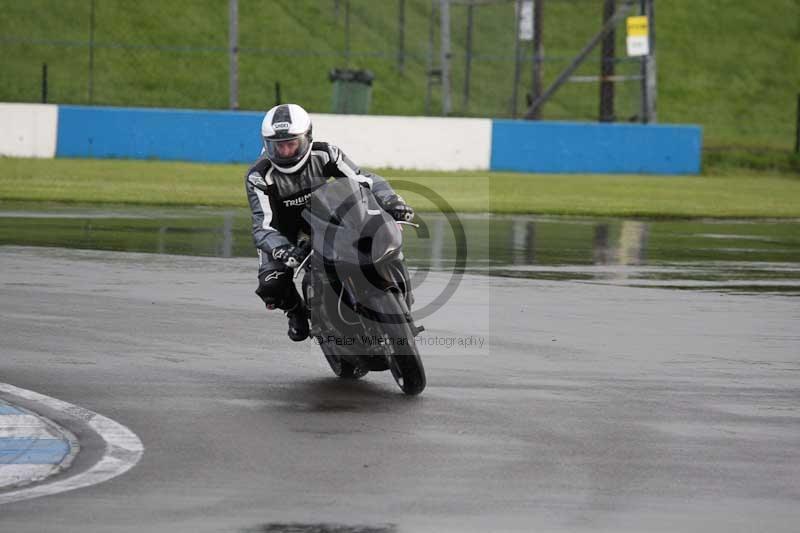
[1,103,702,174]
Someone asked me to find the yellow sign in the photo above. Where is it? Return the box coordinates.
[627,16,649,37]
[626,16,649,56]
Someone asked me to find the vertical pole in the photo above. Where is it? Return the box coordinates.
[511,0,522,118]
[439,0,452,116]
[645,0,657,123]
[463,3,474,111]
[425,0,436,115]
[344,0,351,67]
[647,0,658,122]
[88,0,96,104]
[229,0,239,110]
[530,0,544,119]
[275,81,282,107]
[639,0,647,123]
[796,93,800,154]
[42,63,48,104]
[397,0,405,73]
[599,0,616,122]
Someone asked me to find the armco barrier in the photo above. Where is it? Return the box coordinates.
[491,120,702,174]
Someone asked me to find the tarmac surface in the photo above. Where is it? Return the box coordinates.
[0,246,798,532]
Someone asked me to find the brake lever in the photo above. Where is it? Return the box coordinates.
[293,251,314,280]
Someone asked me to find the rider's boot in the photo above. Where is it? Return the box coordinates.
[286,302,310,342]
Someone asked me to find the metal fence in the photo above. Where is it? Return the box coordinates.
[0,0,651,122]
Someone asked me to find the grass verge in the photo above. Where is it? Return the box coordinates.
[1,156,799,218]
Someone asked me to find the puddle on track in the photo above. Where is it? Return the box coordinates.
[2,205,799,295]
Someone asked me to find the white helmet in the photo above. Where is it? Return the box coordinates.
[261,103,313,173]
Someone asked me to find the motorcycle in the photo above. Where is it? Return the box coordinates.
[295,178,426,395]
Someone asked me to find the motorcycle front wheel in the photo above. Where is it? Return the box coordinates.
[367,290,426,396]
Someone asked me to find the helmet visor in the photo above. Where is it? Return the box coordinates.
[264,135,310,167]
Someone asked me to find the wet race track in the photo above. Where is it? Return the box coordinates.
[1,207,799,532]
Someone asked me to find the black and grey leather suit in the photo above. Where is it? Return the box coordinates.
[245,142,401,310]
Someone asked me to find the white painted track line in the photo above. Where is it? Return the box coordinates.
[0,465,63,489]
[0,382,144,505]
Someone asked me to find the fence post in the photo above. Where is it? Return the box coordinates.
[796,93,800,154]
[439,0,452,116]
[599,0,616,122]
[644,0,657,123]
[425,0,437,116]
[530,0,544,119]
[88,0,96,104]
[42,63,48,104]
[344,0,351,67]
[462,3,474,111]
[229,0,239,110]
[511,0,522,118]
[397,0,405,73]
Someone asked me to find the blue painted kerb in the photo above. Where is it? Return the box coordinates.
[57,105,264,163]
[490,120,703,174]
[0,438,70,464]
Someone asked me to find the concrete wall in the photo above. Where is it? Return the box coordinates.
[312,114,492,171]
[2,103,703,174]
[0,103,58,158]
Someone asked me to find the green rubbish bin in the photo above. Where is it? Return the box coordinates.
[329,68,374,114]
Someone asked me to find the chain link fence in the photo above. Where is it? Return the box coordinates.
[0,0,647,121]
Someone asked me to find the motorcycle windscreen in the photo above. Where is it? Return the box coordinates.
[302,178,402,266]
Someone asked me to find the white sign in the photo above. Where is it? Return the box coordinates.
[519,0,534,41]
[626,36,649,56]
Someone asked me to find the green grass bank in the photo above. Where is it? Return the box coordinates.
[1,0,799,152]
[2,157,799,219]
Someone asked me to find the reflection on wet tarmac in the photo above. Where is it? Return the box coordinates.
[244,524,396,533]
[1,205,799,294]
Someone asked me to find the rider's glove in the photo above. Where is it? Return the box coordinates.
[383,196,415,222]
[271,244,307,269]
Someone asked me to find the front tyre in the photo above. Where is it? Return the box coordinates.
[368,291,426,395]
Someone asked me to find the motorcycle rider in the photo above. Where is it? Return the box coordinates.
[245,103,415,342]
